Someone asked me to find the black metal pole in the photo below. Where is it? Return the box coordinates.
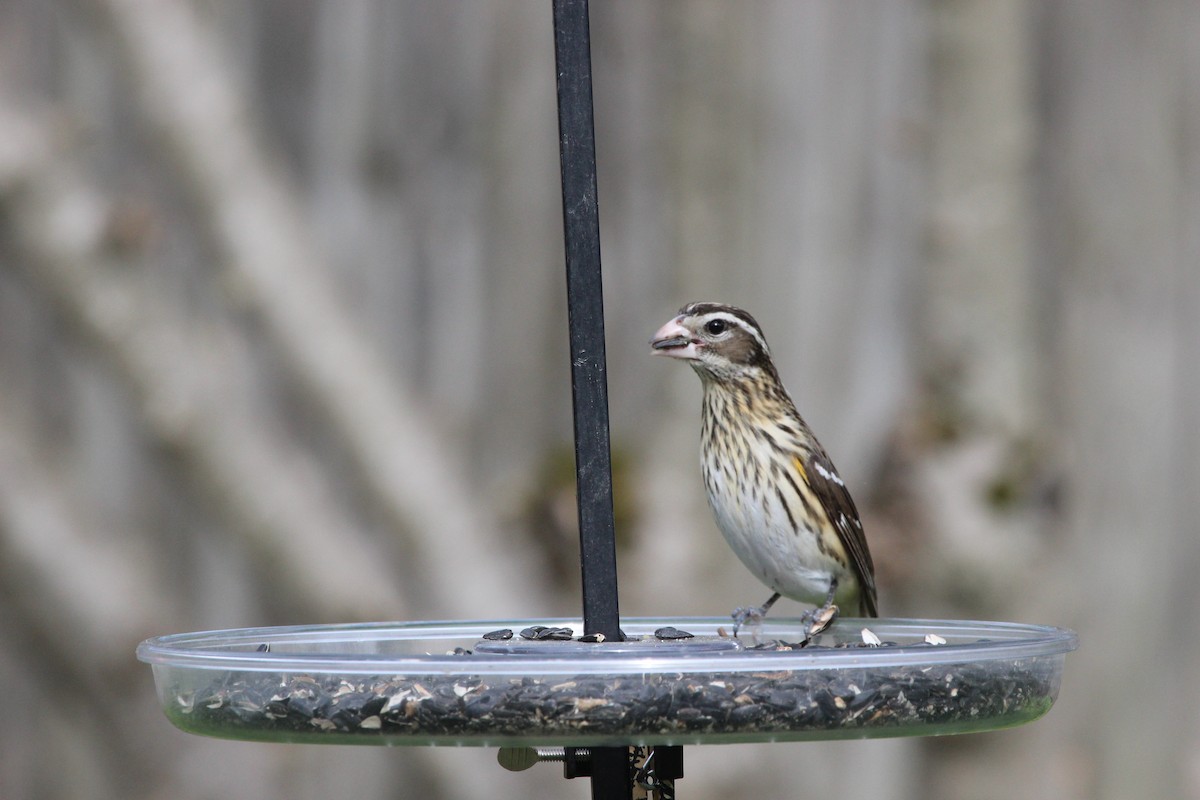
[552,2,629,798]
[552,0,622,645]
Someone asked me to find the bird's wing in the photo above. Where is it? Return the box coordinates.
[802,446,878,617]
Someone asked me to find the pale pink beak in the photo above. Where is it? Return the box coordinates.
[650,318,701,360]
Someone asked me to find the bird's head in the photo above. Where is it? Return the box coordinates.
[650,302,776,383]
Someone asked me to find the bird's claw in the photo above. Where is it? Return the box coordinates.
[804,603,839,640]
[730,604,768,640]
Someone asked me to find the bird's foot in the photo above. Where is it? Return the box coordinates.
[729,592,781,643]
[730,604,772,641]
[801,602,839,642]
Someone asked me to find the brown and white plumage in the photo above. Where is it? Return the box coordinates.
[651,302,878,621]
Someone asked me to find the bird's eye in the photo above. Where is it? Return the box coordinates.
[704,319,729,336]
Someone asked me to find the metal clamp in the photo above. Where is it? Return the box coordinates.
[498,745,682,798]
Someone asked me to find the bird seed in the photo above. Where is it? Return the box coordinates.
[163,641,1060,745]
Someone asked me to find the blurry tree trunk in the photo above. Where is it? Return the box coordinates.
[0,394,180,798]
[2,103,408,621]
[1034,2,1198,798]
[925,1,1038,434]
[911,0,1047,616]
[1179,0,1200,794]
[0,395,168,670]
[918,2,1200,799]
[77,0,547,617]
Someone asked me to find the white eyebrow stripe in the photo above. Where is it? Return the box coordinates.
[700,311,770,354]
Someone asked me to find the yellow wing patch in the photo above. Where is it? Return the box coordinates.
[791,455,808,484]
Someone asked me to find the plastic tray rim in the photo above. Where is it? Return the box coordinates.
[136,616,1078,676]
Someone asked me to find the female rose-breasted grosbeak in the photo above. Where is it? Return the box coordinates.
[651,302,878,634]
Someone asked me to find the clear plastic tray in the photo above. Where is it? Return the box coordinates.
[137,617,1077,746]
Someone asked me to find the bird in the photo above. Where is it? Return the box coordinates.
[650,302,877,637]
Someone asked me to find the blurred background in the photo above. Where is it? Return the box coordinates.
[0,1,1196,798]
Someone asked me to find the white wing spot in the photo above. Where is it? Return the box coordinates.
[814,462,845,486]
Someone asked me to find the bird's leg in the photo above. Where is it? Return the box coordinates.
[804,578,840,641]
[731,592,780,639]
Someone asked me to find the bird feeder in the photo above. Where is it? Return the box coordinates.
[137,3,1077,797]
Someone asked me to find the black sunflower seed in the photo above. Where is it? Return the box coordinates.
[533,626,574,641]
[483,629,513,641]
[654,626,694,640]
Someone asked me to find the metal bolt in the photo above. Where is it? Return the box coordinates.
[497,746,591,772]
